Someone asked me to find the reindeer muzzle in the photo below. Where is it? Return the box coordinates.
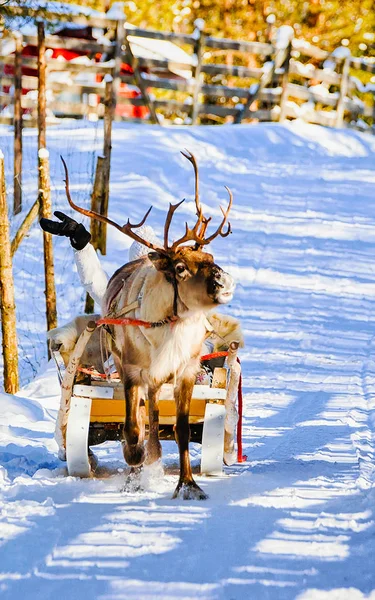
[210,270,235,304]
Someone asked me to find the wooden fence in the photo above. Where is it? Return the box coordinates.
[1,6,375,131]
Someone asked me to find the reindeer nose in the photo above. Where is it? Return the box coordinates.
[213,270,235,303]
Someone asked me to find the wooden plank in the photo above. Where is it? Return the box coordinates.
[287,82,337,106]
[126,27,195,46]
[136,56,193,72]
[46,60,114,74]
[0,55,38,68]
[244,109,277,121]
[282,107,337,127]
[140,76,193,92]
[89,395,224,423]
[289,60,341,85]
[153,99,186,111]
[1,75,38,89]
[74,385,114,399]
[212,367,227,389]
[202,63,263,78]
[199,104,240,117]
[206,36,272,56]
[22,34,114,54]
[49,101,88,115]
[350,57,375,74]
[49,82,106,95]
[292,38,329,60]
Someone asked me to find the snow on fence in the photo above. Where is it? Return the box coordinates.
[1,3,375,133]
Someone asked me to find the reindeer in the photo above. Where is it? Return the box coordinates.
[61,151,235,499]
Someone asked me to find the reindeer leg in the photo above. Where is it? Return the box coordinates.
[173,370,208,500]
[122,384,145,467]
[145,387,162,465]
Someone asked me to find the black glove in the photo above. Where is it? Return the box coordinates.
[40,211,91,251]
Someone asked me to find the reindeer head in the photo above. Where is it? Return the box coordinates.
[61,151,235,313]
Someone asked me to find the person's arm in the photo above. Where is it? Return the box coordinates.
[40,211,108,306]
[73,243,108,306]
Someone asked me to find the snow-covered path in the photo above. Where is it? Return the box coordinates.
[1,122,375,599]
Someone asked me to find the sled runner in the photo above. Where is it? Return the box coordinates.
[52,320,244,478]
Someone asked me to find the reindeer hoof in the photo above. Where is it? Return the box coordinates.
[123,443,145,467]
[172,481,208,500]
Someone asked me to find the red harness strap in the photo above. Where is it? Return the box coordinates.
[97,316,155,329]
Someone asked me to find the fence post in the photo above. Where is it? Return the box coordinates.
[277,26,294,123]
[191,19,206,125]
[236,25,292,124]
[97,75,114,255]
[336,55,351,128]
[0,150,19,393]
[37,21,46,150]
[112,16,125,121]
[13,33,23,215]
[38,149,57,336]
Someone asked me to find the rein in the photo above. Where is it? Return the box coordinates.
[96,315,179,329]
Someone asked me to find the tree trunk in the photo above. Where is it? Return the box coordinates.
[13,33,23,215]
[0,151,19,393]
[98,77,114,255]
[37,22,46,150]
[38,149,57,336]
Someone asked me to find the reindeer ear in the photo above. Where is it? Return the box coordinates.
[148,252,172,272]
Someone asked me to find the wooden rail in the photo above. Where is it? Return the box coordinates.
[1,5,375,132]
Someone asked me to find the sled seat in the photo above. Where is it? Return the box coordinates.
[76,371,227,426]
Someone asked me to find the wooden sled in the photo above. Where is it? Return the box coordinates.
[52,320,241,478]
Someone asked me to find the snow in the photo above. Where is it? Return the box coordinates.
[276,25,294,49]
[1,121,375,598]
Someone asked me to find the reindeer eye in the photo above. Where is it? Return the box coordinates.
[175,263,187,275]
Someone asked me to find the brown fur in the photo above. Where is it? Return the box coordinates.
[103,246,235,499]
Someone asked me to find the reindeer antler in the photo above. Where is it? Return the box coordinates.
[61,151,233,255]
[60,156,164,253]
[170,185,233,250]
[180,149,201,218]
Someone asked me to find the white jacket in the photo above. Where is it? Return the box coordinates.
[73,225,162,306]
